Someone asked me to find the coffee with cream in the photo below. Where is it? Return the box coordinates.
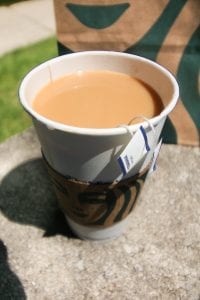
[32,70,163,128]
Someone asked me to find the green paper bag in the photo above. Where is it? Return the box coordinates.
[53,0,200,146]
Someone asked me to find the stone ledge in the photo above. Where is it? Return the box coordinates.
[0,128,199,299]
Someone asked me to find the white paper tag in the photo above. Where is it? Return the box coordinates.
[117,126,150,177]
[149,138,163,174]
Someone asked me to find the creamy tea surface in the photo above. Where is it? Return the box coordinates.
[32,70,163,128]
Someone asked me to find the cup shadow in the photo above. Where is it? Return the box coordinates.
[0,158,77,238]
[0,240,27,299]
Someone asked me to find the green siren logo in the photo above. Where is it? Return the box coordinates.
[66,2,130,29]
[55,0,200,145]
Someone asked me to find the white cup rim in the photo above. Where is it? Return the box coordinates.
[19,51,179,136]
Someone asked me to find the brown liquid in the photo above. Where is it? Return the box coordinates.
[32,70,163,128]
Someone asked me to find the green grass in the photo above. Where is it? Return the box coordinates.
[0,37,57,142]
[0,0,30,6]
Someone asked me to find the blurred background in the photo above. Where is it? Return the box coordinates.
[0,0,56,142]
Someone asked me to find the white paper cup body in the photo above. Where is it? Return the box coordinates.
[19,51,179,240]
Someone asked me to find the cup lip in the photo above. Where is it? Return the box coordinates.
[19,51,179,136]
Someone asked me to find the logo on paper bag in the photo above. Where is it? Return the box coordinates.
[54,0,200,145]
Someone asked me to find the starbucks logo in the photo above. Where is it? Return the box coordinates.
[54,0,200,145]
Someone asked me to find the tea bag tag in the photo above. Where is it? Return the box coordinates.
[148,138,163,174]
[117,125,150,177]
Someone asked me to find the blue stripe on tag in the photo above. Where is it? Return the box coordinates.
[117,157,127,176]
[140,126,150,152]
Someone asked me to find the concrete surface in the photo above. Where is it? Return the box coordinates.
[0,127,200,299]
[0,0,55,56]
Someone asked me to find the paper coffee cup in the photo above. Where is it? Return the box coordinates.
[19,51,179,240]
